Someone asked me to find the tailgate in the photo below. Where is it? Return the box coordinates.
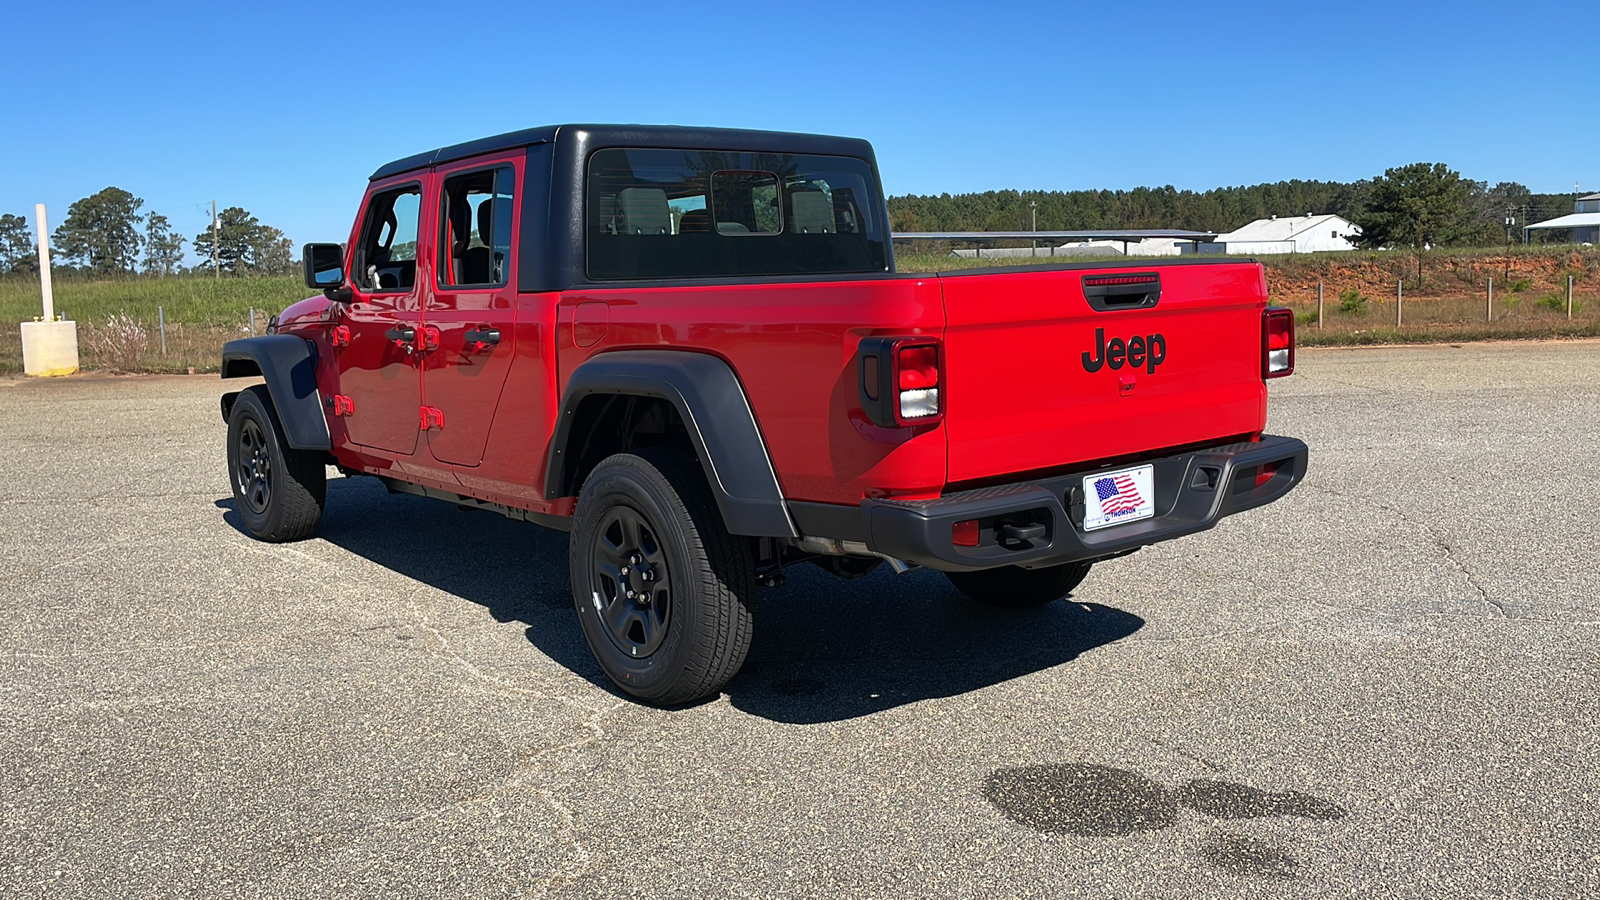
[941,261,1268,484]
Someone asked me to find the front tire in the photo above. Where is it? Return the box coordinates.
[946,561,1093,609]
[226,386,325,542]
[569,450,755,705]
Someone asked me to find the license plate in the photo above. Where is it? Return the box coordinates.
[1082,464,1155,531]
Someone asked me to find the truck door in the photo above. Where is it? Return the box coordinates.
[420,159,519,466]
[335,180,426,455]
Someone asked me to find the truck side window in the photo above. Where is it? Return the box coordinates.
[437,166,515,288]
[355,185,422,292]
[586,148,889,280]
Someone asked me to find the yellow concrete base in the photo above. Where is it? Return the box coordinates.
[20,320,80,376]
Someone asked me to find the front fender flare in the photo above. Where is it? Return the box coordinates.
[546,350,796,538]
[220,336,330,451]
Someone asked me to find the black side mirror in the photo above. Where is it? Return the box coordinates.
[302,243,346,291]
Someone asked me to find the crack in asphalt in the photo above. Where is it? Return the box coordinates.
[399,593,622,894]
[1148,736,1228,773]
[350,694,620,898]
[1307,486,1506,618]
[245,593,622,888]
[10,644,205,660]
[402,594,571,702]
[1423,521,1504,616]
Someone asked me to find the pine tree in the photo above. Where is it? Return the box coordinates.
[143,212,186,276]
[52,187,145,275]
[0,213,36,275]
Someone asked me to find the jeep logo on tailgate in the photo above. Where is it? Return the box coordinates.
[1082,328,1166,374]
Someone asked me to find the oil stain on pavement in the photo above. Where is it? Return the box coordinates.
[1201,831,1302,879]
[982,764,1179,836]
[982,763,1346,878]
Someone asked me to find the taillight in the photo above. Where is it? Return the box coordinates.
[896,343,940,420]
[1263,307,1295,378]
[858,336,944,427]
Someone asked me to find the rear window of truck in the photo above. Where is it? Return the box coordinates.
[585,148,889,281]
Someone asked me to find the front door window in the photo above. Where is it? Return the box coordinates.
[336,182,425,456]
[356,188,422,292]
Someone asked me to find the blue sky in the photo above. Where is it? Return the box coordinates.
[3,0,1595,261]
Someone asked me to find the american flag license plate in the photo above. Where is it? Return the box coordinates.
[1082,464,1156,532]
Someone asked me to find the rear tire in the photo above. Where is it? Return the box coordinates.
[569,449,755,705]
[946,562,1092,609]
[226,385,325,542]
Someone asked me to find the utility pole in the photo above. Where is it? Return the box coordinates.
[1504,210,1514,282]
[212,200,219,279]
[1029,200,1038,257]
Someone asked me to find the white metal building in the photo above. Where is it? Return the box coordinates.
[1189,214,1362,255]
[1523,194,1600,244]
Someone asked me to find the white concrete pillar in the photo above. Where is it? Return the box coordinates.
[36,204,54,322]
[19,203,79,376]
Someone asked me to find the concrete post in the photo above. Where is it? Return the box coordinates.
[1397,279,1403,327]
[36,204,53,322]
[1317,282,1324,330]
[19,203,79,376]
[1487,278,1493,323]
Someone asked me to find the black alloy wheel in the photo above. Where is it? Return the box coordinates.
[589,506,673,659]
[235,417,273,515]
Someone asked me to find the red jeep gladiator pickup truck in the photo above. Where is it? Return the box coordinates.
[220,124,1306,705]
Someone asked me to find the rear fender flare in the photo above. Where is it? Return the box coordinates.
[546,350,796,538]
[219,336,330,451]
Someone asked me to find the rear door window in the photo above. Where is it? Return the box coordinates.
[437,167,515,288]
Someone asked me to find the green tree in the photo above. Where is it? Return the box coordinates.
[886,169,1576,253]
[1456,181,1533,247]
[252,225,295,275]
[0,213,37,275]
[193,206,296,275]
[52,187,145,275]
[143,212,186,276]
[193,206,255,274]
[1352,163,1473,283]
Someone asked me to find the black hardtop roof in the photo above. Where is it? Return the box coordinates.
[370,124,877,181]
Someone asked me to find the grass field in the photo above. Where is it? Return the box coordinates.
[0,276,308,373]
[4,246,1596,372]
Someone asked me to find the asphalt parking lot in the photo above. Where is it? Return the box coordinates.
[2,341,1598,898]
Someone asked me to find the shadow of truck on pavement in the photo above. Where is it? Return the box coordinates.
[219,475,1144,724]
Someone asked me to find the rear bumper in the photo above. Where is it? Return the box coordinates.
[854,435,1307,572]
